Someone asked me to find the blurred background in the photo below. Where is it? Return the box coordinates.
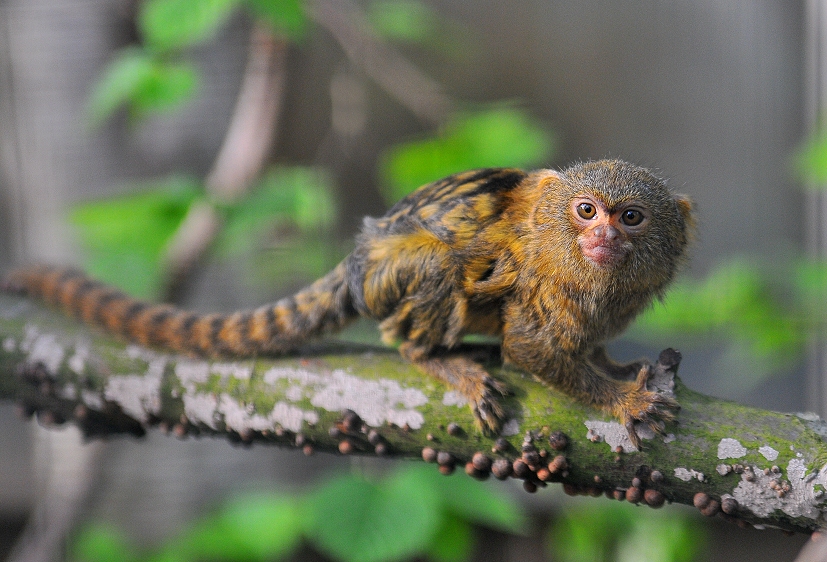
[0,0,823,560]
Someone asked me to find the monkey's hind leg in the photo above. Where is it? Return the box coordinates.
[399,342,507,434]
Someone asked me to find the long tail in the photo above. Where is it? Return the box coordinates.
[3,262,356,356]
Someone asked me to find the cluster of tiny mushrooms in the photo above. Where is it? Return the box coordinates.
[310,406,768,531]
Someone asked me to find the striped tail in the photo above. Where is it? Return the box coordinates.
[3,262,356,356]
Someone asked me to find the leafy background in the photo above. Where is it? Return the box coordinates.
[5,0,819,561]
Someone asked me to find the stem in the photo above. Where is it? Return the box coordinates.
[160,23,288,302]
[308,0,452,126]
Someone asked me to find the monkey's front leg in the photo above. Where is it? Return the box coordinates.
[603,363,679,448]
[399,342,506,434]
[507,340,677,447]
[555,360,678,448]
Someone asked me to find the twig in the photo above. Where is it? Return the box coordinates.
[160,23,288,302]
[205,26,287,199]
[308,0,453,126]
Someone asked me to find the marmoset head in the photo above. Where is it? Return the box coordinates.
[531,160,694,293]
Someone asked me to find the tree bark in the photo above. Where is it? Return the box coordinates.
[1,292,826,535]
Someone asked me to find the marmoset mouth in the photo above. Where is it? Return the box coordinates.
[579,239,629,268]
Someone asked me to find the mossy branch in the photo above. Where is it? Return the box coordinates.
[2,293,827,535]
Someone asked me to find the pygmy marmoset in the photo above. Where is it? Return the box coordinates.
[4,159,694,447]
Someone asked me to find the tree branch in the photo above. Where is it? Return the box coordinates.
[160,23,288,303]
[2,292,826,535]
[307,0,452,126]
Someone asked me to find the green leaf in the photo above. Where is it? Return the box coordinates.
[303,472,441,562]
[413,465,525,534]
[617,509,704,562]
[215,167,341,290]
[794,259,827,321]
[366,0,439,44]
[130,60,198,119]
[143,551,186,562]
[217,166,336,257]
[87,48,153,125]
[794,131,827,185]
[70,523,138,562]
[425,513,473,562]
[167,517,244,561]
[87,48,198,125]
[637,260,771,335]
[549,501,626,562]
[69,176,202,298]
[139,0,240,53]
[380,105,555,203]
[244,0,308,39]
[633,258,806,385]
[218,491,303,559]
[164,492,301,562]
[549,501,704,562]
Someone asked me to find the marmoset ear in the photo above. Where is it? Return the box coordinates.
[674,195,692,219]
[674,194,695,233]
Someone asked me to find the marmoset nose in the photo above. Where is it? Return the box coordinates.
[592,224,620,240]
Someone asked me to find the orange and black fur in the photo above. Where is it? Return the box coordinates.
[4,160,694,446]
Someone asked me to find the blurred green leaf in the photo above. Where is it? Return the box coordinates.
[303,471,441,562]
[367,0,471,59]
[143,551,184,562]
[248,238,342,291]
[163,491,301,562]
[139,0,240,54]
[70,523,138,562]
[616,509,703,562]
[366,0,439,44]
[549,501,622,562]
[425,513,473,562]
[418,465,525,534]
[633,259,806,388]
[635,259,803,356]
[549,501,703,562]
[72,464,528,562]
[163,518,247,561]
[217,491,303,559]
[70,176,202,298]
[302,465,523,562]
[794,131,827,185]
[380,105,555,203]
[87,48,152,125]
[87,48,198,125]
[244,0,308,39]
[129,61,198,117]
[795,259,827,320]
[217,166,336,256]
